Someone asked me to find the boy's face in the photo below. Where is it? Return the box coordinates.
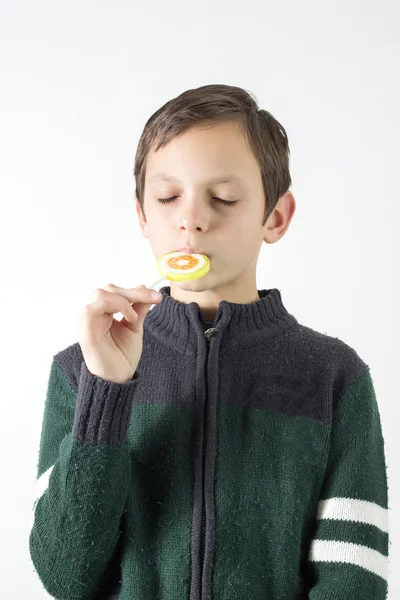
[136,119,295,309]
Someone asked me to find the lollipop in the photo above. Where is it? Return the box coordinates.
[158,251,210,281]
[148,251,210,289]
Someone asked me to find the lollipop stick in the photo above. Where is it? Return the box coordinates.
[147,275,167,289]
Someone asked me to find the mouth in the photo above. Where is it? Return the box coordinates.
[177,247,211,257]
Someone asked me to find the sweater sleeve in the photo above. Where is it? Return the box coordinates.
[305,368,390,599]
[29,355,138,599]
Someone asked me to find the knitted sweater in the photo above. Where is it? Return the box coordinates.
[29,286,389,600]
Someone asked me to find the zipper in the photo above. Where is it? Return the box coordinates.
[204,327,215,344]
[199,327,215,595]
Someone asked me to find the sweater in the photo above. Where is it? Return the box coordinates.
[29,286,390,600]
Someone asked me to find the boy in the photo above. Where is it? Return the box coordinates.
[29,84,389,599]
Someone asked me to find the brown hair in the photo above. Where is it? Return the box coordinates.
[133,84,292,226]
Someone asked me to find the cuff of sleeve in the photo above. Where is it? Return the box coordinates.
[73,360,139,445]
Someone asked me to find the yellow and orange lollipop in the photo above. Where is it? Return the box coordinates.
[157,251,210,282]
[146,250,210,291]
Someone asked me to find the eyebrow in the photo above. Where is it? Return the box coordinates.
[147,173,247,187]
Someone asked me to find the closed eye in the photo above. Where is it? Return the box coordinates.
[157,196,237,207]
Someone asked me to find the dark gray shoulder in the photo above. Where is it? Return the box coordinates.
[53,341,84,392]
[288,322,369,402]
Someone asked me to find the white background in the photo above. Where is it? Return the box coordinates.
[0,0,398,597]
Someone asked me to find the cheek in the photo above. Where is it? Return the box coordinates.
[225,224,260,258]
[144,212,165,236]
[218,233,247,264]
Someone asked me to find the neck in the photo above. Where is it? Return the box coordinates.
[169,275,261,322]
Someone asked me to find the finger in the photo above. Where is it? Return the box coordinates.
[102,283,161,304]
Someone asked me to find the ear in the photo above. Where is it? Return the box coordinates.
[263,191,296,244]
[135,192,149,238]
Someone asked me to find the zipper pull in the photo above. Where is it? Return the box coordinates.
[204,328,215,343]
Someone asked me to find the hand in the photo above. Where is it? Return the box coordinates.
[75,283,162,384]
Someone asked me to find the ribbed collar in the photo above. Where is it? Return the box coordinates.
[144,286,299,353]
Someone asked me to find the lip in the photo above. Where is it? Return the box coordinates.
[177,247,210,257]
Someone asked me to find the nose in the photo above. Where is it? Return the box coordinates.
[176,194,212,234]
[180,222,202,232]
[178,212,209,233]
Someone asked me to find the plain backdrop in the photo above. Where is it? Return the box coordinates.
[0,0,398,597]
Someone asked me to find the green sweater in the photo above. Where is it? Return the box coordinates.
[29,287,389,599]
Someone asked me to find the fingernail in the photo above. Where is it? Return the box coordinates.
[151,290,161,299]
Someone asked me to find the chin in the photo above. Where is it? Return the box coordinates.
[171,277,210,291]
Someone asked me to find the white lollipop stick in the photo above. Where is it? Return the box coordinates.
[147,275,167,289]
